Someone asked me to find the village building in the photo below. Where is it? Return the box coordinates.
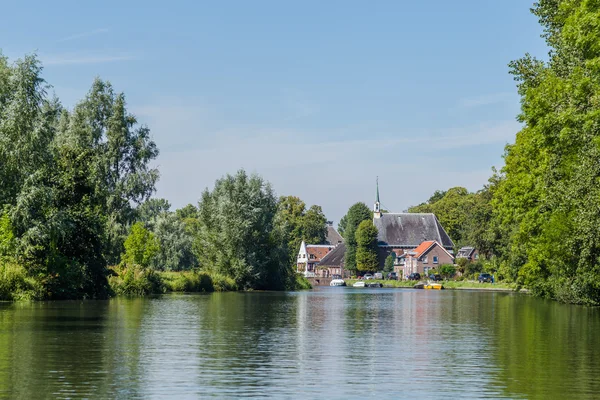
[317,242,346,278]
[372,180,455,278]
[400,240,455,277]
[372,182,454,266]
[296,223,344,277]
[456,246,479,262]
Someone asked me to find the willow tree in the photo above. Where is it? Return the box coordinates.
[194,170,289,290]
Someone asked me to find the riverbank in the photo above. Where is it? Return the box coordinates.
[344,279,524,292]
[0,263,312,301]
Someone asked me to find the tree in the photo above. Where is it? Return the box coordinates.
[273,196,328,267]
[137,198,171,225]
[123,222,160,268]
[491,0,600,304]
[439,264,456,279]
[58,79,159,264]
[383,253,395,274]
[151,213,196,271]
[303,205,327,243]
[337,214,347,237]
[409,187,473,245]
[194,170,287,290]
[341,202,372,272]
[355,220,379,273]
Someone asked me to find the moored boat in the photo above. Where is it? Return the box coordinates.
[353,281,365,288]
[330,279,346,287]
[424,281,444,290]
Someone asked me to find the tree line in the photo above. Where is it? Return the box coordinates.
[0,53,327,299]
[410,1,600,305]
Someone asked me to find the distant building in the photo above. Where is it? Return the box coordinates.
[296,223,344,277]
[317,242,347,278]
[456,246,479,262]
[372,178,455,278]
[325,221,343,245]
[400,240,455,278]
[372,180,454,268]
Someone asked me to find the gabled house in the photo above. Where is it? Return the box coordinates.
[296,224,344,277]
[456,246,479,262]
[371,181,454,267]
[316,242,346,278]
[400,240,455,278]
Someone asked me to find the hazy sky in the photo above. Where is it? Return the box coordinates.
[2,1,547,224]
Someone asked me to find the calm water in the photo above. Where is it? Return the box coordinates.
[0,288,599,399]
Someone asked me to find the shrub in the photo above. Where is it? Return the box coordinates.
[0,262,44,301]
[108,264,164,296]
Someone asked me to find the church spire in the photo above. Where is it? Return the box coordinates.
[374,177,381,219]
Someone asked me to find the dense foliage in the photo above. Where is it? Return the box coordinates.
[409,1,600,305]
[493,0,600,305]
[355,220,379,273]
[273,196,327,266]
[341,202,372,273]
[0,53,316,299]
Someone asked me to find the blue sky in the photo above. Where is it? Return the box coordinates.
[2,1,547,224]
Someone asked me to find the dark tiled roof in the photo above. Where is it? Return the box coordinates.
[318,243,346,267]
[373,213,454,249]
[325,226,344,245]
[457,246,475,258]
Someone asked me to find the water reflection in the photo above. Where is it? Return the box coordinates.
[0,289,599,399]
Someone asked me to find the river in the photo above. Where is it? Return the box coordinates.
[0,288,598,399]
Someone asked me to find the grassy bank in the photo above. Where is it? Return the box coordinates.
[345,279,522,292]
[108,266,238,296]
[108,266,312,296]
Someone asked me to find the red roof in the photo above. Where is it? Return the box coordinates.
[306,245,334,262]
[412,241,436,257]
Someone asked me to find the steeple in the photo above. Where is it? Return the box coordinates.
[374,177,381,219]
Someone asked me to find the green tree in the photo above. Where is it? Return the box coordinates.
[355,220,379,273]
[123,222,160,268]
[137,198,171,225]
[439,264,456,279]
[151,213,197,271]
[341,202,372,272]
[383,253,395,274]
[409,187,473,245]
[273,196,328,267]
[194,170,287,290]
[492,0,600,304]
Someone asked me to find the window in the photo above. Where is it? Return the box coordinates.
[475,253,479,260]
[433,256,438,264]
[310,254,315,260]
[423,256,428,264]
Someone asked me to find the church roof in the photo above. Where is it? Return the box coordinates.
[373,213,454,249]
[318,243,346,267]
[325,225,344,245]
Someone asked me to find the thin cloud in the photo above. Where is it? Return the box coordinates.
[57,28,110,42]
[42,53,135,66]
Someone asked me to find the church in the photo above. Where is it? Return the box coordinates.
[372,181,455,276]
[297,182,455,279]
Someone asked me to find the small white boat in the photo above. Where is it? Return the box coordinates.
[330,279,346,287]
[352,281,365,288]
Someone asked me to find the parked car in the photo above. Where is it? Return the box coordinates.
[364,273,374,280]
[429,274,442,281]
[387,272,398,280]
[374,272,383,280]
[408,273,421,281]
[478,273,493,283]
